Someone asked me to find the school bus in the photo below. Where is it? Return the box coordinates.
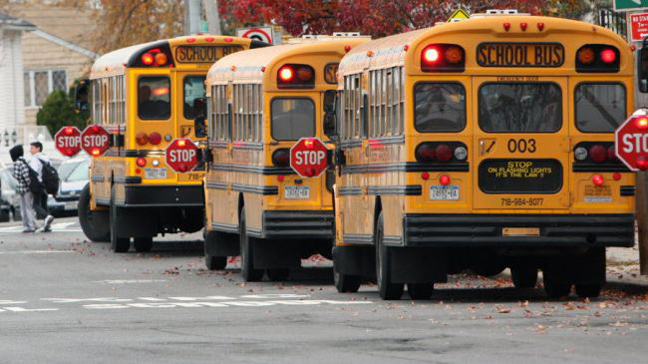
[76,35,267,253]
[203,36,368,281]
[332,13,636,300]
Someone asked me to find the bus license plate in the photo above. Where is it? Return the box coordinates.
[145,168,167,179]
[429,185,459,200]
[284,186,310,200]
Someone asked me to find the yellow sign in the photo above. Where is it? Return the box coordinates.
[447,9,470,22]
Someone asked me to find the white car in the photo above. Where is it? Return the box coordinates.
[49,158,89,216]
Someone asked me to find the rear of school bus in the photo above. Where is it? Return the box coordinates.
[86,35,262,253]
[334,15,635,300]
[203,39,368,281]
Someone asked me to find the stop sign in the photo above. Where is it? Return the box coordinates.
[290,137,329,178]
[615,110,648,171]
[166,138,199,173]
[81,124,110,157]
[54,126,81,157]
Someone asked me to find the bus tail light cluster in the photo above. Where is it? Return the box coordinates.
[133,45,174,68]
[277,64,315,89]
[135,132,162,146]
[272,149,290,167]
[421,44,465,72]
[415,142,468,163]
[574,143,617,164]
[576,44,620,73]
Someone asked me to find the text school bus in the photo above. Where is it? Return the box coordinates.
[77,35,266,253]
[202,37,368,281]
[332,13,635,300]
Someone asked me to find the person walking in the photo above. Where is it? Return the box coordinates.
[10,145,38,233]
[29,141,54,231]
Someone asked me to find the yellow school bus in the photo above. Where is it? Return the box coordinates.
[203,37,368,281]
[77,35,267,253]
[333,13,636,300]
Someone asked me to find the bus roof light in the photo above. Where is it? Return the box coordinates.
[578,47,595,65]
[279,66,294,82]
[601,49,617,64]
[520,23,528,31]
[141,53,154,66]
[297,66,314,82]
[445,47,463,64]
[423,47,440,63]
[503,23,511,31]
[537,23,545,31]
[154,53,168,66]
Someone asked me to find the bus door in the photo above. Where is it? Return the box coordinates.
[471,76,570,211]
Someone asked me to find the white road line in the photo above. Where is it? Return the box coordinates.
[0,250,75,255]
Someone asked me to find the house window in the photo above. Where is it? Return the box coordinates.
[24,70,68,107]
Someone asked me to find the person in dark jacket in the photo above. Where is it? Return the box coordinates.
[10,145,38,232]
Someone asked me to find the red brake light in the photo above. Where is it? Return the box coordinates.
[607,145,616,160]
[589,144,607,163]
[423,47,440,63]
[155,53,168,66]
[279,66,294,82]
[601,49,617,64]
[439,175,451,186]
[148,132,162,145]
[142,53,154,66]
[277,64,315,89]
[136,157,147,167]
[415,144,436,162]
[592,174,604,186]
[136,132,148,145]
[272,149,290,167]
[436,144,453,162]
[421,44,465,72]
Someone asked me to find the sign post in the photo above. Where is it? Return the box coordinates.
[289,137,329,178]
[166,138,199,173]
[54,126,82,157]
[615,0,648,12]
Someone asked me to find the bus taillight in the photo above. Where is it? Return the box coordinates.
[421,44,465,72]
[589,144,607,163]
[136,132,149,145]
[272,149,290,167]
[415,142,467,163]
[148,132,162,145]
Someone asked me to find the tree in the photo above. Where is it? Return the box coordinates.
[36,89,88,137]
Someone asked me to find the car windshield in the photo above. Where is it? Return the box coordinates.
[59,161,83,181]
[67,160,89,182]
[0,168,17,190]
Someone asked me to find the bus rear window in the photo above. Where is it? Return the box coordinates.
[183,76,206,120]
[575,83,626,133]
[414,83,466,132]
[138,76,170,120]
[479,83,562,133]
[271,98,315,141]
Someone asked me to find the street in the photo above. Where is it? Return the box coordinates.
[0,217,646,363]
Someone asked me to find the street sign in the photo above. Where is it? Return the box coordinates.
[289,137,329,178]
[631,13,648,42]
[447,9,470,22]
[237,27,273,44]
[81,124,110,157]
[615,0,648,11]
[166,138,199,173]
[54,126,81,157]
[615,109,648,171]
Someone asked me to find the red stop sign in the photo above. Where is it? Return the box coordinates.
[81,124,110,157]
[54,126,81,157]
[290,137,329,178]
[166,138,199,173]
[615,111,648,171]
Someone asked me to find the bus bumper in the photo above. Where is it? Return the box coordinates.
[401,214,634,248]
[121,185,204,207]
[253,210,334,240]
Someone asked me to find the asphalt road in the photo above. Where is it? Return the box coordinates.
[0,217,646,364]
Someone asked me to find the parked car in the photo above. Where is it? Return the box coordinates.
[0,167,21,221]
[49,158,89,217]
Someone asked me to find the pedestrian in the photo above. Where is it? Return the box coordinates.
[29,141,54,231]
[10,145,38,233]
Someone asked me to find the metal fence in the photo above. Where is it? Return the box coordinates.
[597,8,627,39]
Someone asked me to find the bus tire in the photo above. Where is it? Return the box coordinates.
[334,269,361,293]
[375,211,404,300]
[543,269,572,299]
[110,187,130,253]
[239,207,263,282]
[511,267,538,289]
[266,268,290,282]
[133,237,153,253]
[205,255,227,270]
[407,283,434,300]
[78,184,110,242]
[574,283,602,298]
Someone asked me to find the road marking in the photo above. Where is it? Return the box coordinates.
[93,279,167,284]
[0,221,82,234]
[0,250,75,255]
[83,300,372,310]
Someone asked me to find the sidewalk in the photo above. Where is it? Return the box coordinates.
[606,243,648,291]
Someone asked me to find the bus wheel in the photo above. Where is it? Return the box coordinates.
[511,267,538,289]
[205,255,227,270]
[78,184,110,242]
[375,211,404,300]
[574,284,602,298]
[543,270,572,299]
[407,283,433,300]
[110,187,130,253]
[239,207,263,282]
[266,268,290,282]
[133,238,153,253]
[334,269,361,293]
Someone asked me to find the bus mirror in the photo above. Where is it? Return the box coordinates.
[639,46,648,93]
[194,116,207,138]
[323,90,336,112]
[193,97,207,119]
[74,80,89,113]
[324,112,336,138]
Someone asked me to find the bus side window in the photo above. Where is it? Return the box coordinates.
[639,45,648,93]
[323,90,337,139]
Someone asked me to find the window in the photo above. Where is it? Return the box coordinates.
[92,79,103,124]
[107,76,126,125]
[23,70,67,107]
[210,84,230,141]
[368,67,404,138]
[479,83,562,133]
[230,84,263,142]
[415,83,466,132]
[575,83,626,133]
[138,76,170,120]
[183,76,206,120]
[271,98,315,141]
[67,160,90,182]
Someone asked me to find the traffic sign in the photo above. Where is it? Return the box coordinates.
[631,13,648,42]
[237,27,273,44]
[289,137,329,178]
[615,0,648,11]
[81,124,110,157]
[166,138,199,173]
[615,109,648,171]
[447,9,470,22]
[54,126,82,157]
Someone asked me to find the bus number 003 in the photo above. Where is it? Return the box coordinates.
[507,138,536,153]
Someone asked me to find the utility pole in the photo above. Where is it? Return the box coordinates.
[203,0,222,35]
[185,0,202,35]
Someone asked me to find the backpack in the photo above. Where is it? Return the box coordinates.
[38,158,60,195]
[21,160,43,195]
